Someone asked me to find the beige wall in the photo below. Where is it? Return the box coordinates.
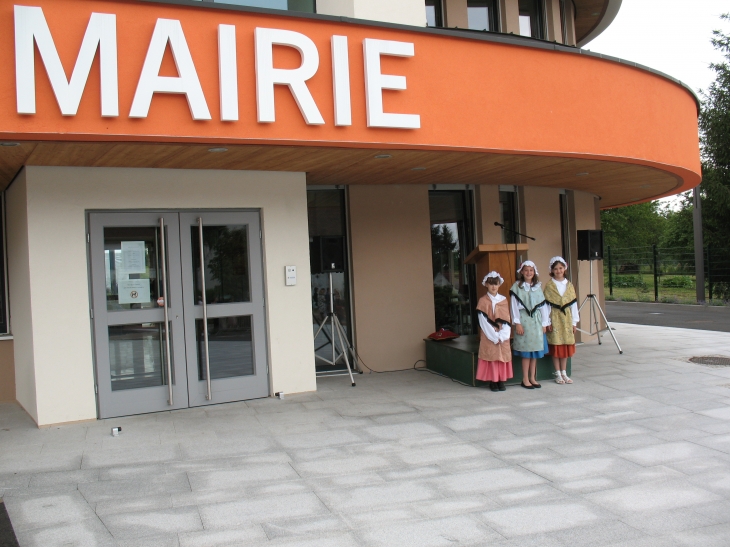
[6,171,38,420]
[523,187,563,279]
[0,340,15,403]
[317,0,428,26]
[7,166,314,426]
[475,185,503,245]
[349,185,435,371]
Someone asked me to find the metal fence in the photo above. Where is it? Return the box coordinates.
[604,245,730,303]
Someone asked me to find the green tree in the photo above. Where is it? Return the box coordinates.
[600,201,666,249]
[698,14,730,296]
[699,14,730,247]
[660,192,694,251]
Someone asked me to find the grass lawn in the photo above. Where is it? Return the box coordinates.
[603,273,728,305]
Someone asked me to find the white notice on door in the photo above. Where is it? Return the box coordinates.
[121,241,146,274]
[118,279,151,304]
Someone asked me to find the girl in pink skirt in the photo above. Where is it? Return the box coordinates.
[475,272,513,392]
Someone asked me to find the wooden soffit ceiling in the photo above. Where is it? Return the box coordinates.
[574,0,610,44]
[0,142,681,209]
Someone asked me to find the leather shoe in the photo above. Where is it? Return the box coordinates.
[521,382,534,389]
[498,382,506,391]
[530,382,542,389]
[490,382,499,392]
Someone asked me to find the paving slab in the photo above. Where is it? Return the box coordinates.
[1,323,730,546]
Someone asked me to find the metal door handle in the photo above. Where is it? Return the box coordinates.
[198,218,212,401]
[160,218,173,406]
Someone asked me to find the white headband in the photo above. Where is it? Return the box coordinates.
[549,256,568,269]
[482,271,504,286]
[517,260,539,276]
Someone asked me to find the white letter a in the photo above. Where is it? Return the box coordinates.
[130,18,211,120]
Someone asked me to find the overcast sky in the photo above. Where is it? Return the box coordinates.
[585,1,729,207]
[586,0,729,96]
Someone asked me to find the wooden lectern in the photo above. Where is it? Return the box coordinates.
[465,244,529,299]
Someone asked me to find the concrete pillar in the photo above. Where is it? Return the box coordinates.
[545,0,563,43]
[693,187,705,303]
[499,0,520,34]
[443,0,468,28]
[314,0,355,17]
[563,0,577,45]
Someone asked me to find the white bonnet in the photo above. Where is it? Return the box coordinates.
[549,256,568,269]
[517,260,539,276]
[482,271,504,286]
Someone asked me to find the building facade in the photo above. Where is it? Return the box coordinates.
[0,0,700,425]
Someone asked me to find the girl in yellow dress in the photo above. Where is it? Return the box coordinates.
[544,257,579,384]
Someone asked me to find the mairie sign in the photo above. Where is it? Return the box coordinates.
[13,5,420,129]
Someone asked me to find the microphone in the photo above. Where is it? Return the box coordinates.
[494,221,505,228]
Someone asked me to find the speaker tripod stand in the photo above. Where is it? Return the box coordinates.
[576,260,623,354]
[313,272,358,386]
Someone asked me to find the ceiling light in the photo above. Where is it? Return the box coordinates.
[374,154,392,159]
[411,167,427,171]
[576,172,589,176]
[208,147,228,153]
[640,184,652,189]
[0,142,20,147]
[591,12,600,15]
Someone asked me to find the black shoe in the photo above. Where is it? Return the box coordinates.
[530,382,542,389]
[490,382,499,392]
[498,382,506,391]
[521,382,534,389]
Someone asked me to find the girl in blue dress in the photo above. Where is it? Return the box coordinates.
[509,261,550,389]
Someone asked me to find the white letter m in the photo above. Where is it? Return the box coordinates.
[14,6,118,116]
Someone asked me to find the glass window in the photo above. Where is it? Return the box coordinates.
[559,0,568,43]
[467,0,499,32]
[307,189,352,371]
[425,0,444,27]
[104,227,161,311]
[430,190,476,335]
[499,190,519,244]
[109,323,170,391]
[191,225,251,305]
[193,0,315,14]
[196,316,254,380]
[518,0,545,39]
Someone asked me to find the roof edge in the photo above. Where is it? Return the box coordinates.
[140,0,696,111]
[576,0,622,47]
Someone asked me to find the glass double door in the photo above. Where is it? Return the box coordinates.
[89,211,268,419]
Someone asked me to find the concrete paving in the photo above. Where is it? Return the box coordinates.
[606,301,730,332]
[2,322,730,546]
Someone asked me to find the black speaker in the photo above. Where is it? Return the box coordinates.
[310,236,346,273]
[577,230,604,261]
